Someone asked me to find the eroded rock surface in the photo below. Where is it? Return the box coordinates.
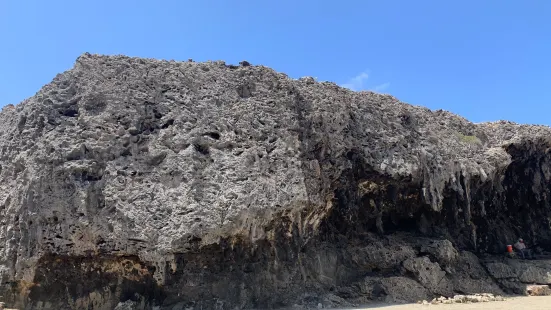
[2,54,551,309]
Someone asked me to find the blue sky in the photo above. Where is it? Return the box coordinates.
[1,1,550,125]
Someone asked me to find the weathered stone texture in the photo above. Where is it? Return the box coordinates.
[2,54,551,309]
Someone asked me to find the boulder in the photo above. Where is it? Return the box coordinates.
[518,265,551,284]
[506,259,551,284]
[380,277,430,303]
[527,285,551,296]
[420,239,459,266]
[485,262,517,279]
[403,256,453,296]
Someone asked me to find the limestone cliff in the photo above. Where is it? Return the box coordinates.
[1,54,551,309]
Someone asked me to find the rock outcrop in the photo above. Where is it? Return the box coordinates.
[2,54,551,309]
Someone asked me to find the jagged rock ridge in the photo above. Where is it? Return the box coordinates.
[1,53,551,309]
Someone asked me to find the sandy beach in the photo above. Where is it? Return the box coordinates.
[360,296,551,310]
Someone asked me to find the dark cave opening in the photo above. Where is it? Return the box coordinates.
[326,142,551,255]
[499,142,551,250]
[448,141,551,254]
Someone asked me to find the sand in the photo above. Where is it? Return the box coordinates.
[360,296,551,310]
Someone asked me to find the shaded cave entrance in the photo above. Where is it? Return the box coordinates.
[325,143,551,254]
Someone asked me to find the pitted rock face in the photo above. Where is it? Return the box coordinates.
[2,54,551,309]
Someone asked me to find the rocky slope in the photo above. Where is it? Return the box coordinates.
[1,53,551,309]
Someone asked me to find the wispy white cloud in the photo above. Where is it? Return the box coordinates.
[341,72,369,91]
[372,82,390,92]
[341,71,391,93]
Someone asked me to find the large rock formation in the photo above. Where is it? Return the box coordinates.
[1,53,551,309]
